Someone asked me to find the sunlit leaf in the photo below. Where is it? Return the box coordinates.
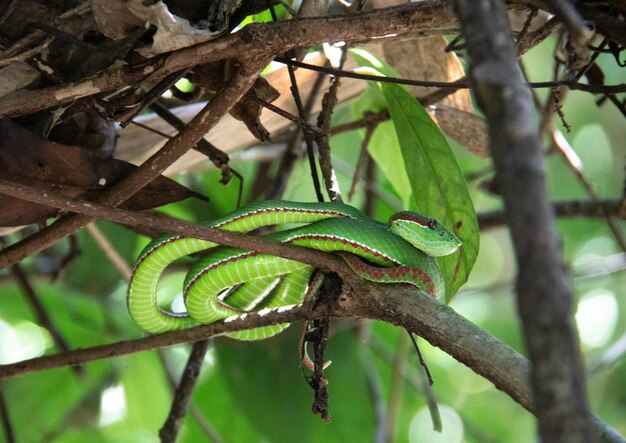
[350,50,478,298]
[380,82,479,299]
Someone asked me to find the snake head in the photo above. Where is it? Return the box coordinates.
[388,212,461,257]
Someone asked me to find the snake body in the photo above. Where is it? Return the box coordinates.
[127,201,461,339]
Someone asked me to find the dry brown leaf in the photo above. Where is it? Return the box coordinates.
[0,119,204,226]
[195,62,280,142]
[430,105,490,158]
[92,0,144,41]
[371,0,470,111]
[125,0,221,57]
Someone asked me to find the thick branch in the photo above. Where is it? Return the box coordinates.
[454,1,594,442]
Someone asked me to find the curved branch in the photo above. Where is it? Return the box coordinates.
[0,276,621,442]
[0,178,344,273]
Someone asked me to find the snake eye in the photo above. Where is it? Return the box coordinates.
[427,220,438,230]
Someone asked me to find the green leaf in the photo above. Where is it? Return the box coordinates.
[349,48,478,298]
[350,48,399,78]
[211,329,376,442]
[122,352,171,430]
[380,83,479,299]
[350,83,412,208]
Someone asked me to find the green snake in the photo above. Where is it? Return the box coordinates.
[127,201,461,340]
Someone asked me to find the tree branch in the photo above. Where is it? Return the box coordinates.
[0,277,622,442]
[0,2,457,119]
[0,178,346,275]
[453,0,595,441]
[0,62,266,268]
[159,340,211,443]
[477,199,623,229]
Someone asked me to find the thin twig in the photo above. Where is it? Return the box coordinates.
[148,101,233,182]
[158,349,225,443]
[362,149,377,216]
[348,123,375,201]
[266,68,328,200]
[550,131,626,252]
[280,58,626,93]
[477,199,622,229]
[253,96,325,137]
[332,109,389,136]
[383,331,408,443]
[315,43,350,203]
[0,385,15,443]
[515,8,539,51]
[407,331,441,431]
[517,15,562,54]
[0,177,346,273]
[9,263,83,377]
[160,340,211,443]
[0,303,321,379]
[85,223,132,281]
[280,57,471,88]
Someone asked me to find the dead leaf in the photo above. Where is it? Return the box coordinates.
[371,0,470,112]
[48,111,117,158]
[0,119,205,227]
[0,62,41,98]
[381,36,471,112]
[125,0,221,57]
[92,0,144,41]
[429,105,490,158]
[195,62,280,142]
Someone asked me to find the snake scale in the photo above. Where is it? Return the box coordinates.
[127,201,461,340]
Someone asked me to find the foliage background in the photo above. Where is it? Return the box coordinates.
[1,7,625,443]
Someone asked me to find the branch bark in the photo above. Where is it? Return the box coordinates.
[159,340,211,443]
[453,1,595,441]
[0,178,345,275]
[0,2,457,119]
[0,277,622,442]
